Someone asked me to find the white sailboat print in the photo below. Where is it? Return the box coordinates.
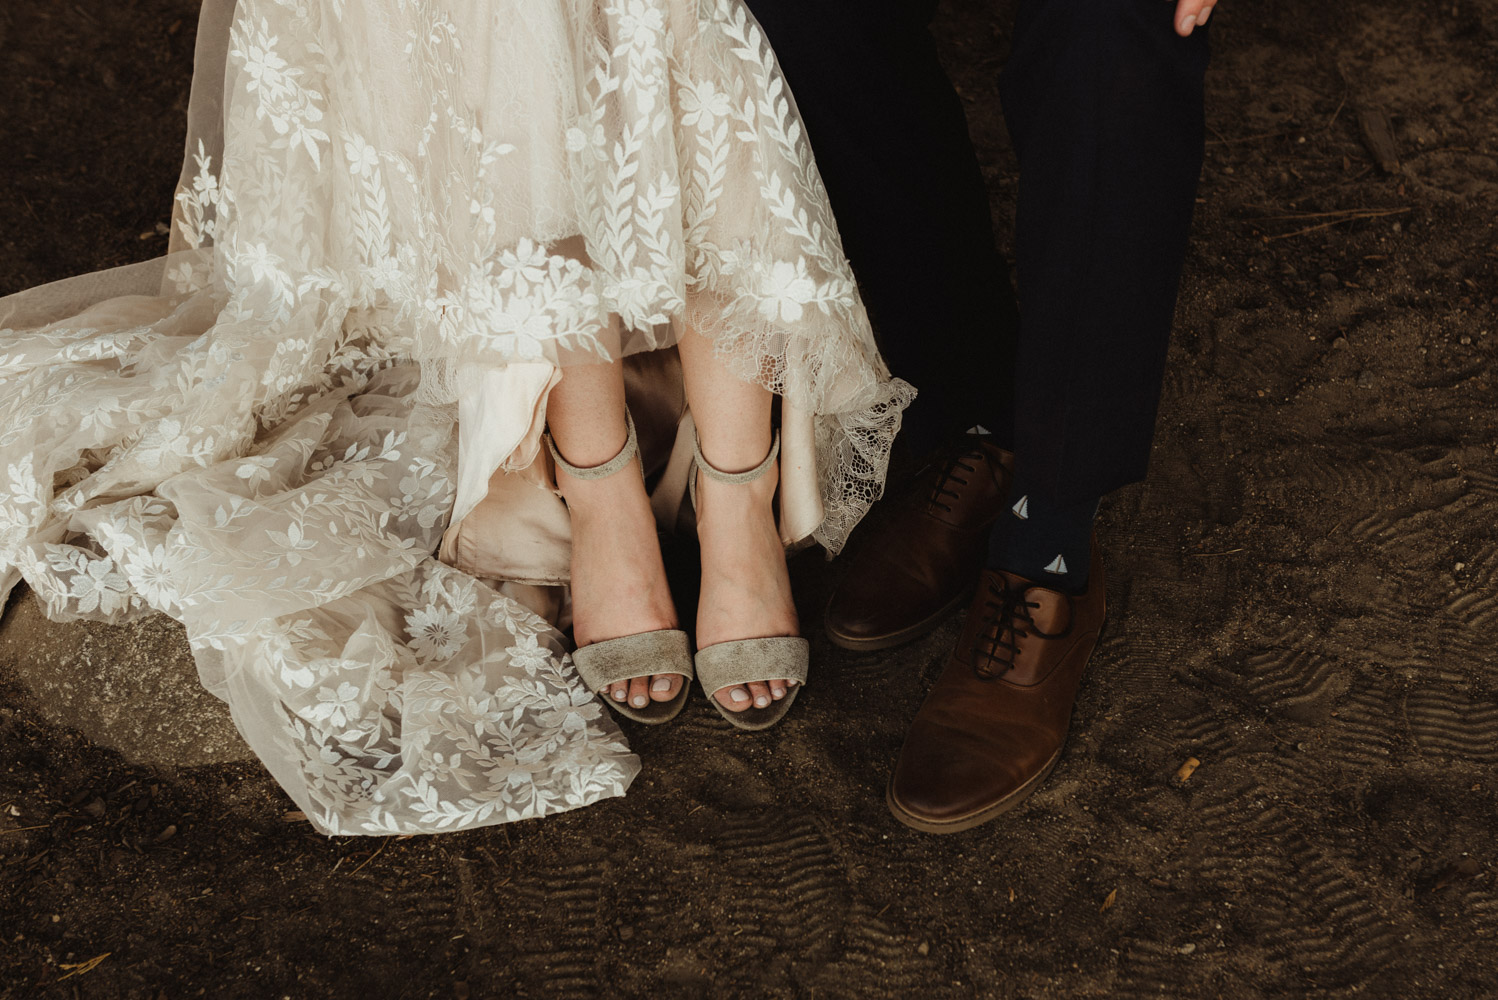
[1043,554,1069,575]
[1011,495,1030,519]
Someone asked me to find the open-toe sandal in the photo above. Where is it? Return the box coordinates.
[548,413,693,724]
[689,430,809,731]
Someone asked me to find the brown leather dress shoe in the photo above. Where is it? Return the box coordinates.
[824,439,1012,650]
[886,537,1105,833]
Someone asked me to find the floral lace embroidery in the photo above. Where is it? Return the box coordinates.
[0,0,912,835]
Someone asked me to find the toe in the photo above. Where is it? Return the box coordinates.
[747,681,772,709]
[649,674,682,702]
[770,680,786,700]
[715,685,752,712]
[628,676,651,710]
[608,681,628,703]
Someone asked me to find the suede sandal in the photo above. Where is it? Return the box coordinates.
[547,413,693,724]
[689,430,809,730]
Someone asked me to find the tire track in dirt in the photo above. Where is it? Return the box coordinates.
[597,747,894,994]
[1327,608,1490,677]
[667,703,740,741]
[1264,845,1400,986]
[1404,687,1498,764]
[377,876,465,944]
[1341,490,1472,554]
[1242,647,1350,723]
[1109,584,1409,997]
[1441,540,1498,627]
[495,855,609,997]
[1268,448,1419,501]
[705,809,849,959]
[1120,771,1401,996]
[1459,470,1498,499]
[1320,685,1405,769]
[805,900,941,998]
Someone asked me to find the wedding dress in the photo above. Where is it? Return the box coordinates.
[0,0,912,835]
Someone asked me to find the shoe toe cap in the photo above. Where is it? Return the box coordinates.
[889,719,1057,826]
[825,575,953,646]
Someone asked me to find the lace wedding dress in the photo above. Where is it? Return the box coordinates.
[0,0,912,835]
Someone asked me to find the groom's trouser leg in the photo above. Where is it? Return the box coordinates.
[742,0,1019,455]
[1002,0,1210,504]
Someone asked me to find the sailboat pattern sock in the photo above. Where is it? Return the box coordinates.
[985,477,1098,595]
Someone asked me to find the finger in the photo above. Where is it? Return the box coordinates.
[716,685,752,712]
[1174,0,1211,35]
[649,674,682,702]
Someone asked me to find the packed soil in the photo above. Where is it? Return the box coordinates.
[3,1,1497,997]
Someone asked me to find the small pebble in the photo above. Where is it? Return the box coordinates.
[917,941,931,956]
[1179,943,1197,955]
[1460,335,1472,345]
[1455,562,1466,572]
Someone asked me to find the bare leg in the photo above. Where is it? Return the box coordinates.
[677,329,800,712]
[546,358,683,710]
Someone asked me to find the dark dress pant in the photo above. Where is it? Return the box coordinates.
[742,0,1210,503]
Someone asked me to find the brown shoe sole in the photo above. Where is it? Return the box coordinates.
[885,745,1063,834]
[823,585,974,652]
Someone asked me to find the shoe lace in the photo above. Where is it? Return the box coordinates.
[971,578,1041,680]
[925,447,980,514]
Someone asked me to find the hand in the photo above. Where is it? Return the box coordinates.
[1174,0,1217,36]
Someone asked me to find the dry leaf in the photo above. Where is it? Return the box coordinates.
[1100,889,1118,913]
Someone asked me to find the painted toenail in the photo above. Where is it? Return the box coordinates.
[730,688,749,703]
[771,688,784,700]
[612,689,626,701]
[632,695,648,708]
[755,695,770,707]
[652,677,673,692]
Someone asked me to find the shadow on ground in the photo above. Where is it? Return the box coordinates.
[2,1,1496,997]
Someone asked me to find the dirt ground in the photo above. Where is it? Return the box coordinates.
[3,1,1497,997]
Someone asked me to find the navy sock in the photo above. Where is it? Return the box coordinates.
[986,477,1097,594]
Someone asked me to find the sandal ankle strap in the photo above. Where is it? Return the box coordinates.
[546,411,641,480]
[689,430,780,510]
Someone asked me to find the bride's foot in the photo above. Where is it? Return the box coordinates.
[693,450,801,713]
[556,444,685,712]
